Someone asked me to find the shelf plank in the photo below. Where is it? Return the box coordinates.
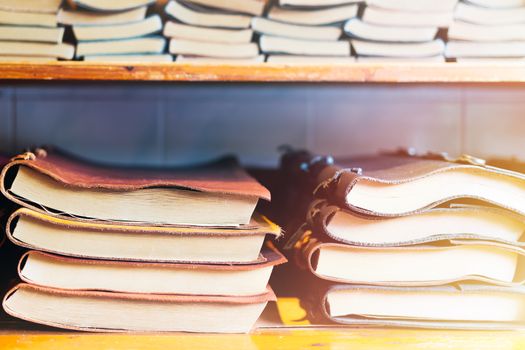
[2,62,525,82]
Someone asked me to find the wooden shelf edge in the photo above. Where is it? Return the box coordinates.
[2,62,525,82]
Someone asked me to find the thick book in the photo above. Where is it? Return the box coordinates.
[280,0,360,7]
[251,17,342,41]
[0,41,74,59]
[164,22,254,44]
[58,6,147,25]
[446,41,525,58]
[0,0,62,13]
[165,1,252,29]
[260,36,350,56]
[176,55,265,63]
[0,56,57,61]
[84,54,173,62]
[266,55,355,63]
[184,0,266,16]
[3,283,275,332]
[0,26,64,44]
[311,283,525,330]
[18,246,286,296]
[362,6,454,28]
[267,4,359,26]
[169,39,259,58]
[344,19,438,43]
[366,0,458,12]
[307,200,525,247]
[1,149,270,226]
[455,2,525,25]
[73,15,162,41]
[0,9,57,27]
[75,36,166,58]
[351,39,445,58]
[71,0,155,11]
[448,21,525,42]
[7,208,280,263]
[309,152,525,217]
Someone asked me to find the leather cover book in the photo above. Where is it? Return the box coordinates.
[0,148,270,226]
[307,283,525,330]
[7,208,281,263]
[17,245,286,296]
[3,283,276,333]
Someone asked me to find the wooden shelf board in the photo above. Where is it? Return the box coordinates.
[2,62,525,82]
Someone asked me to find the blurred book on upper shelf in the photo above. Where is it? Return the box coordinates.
[1,149,270,226]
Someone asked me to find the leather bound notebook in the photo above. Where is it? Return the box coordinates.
[3,283,276,333]
[7,208,281,263]
[309,283,525,330]
[18,245,286,296]
[0,149,270,226]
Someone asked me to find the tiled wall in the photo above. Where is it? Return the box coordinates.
[0,84,522,167]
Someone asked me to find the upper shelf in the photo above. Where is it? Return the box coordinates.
[2,61,525,83]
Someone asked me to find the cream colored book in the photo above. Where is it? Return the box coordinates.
[164,22,253,44]
[71,0,155,11]
[165,0,252,29]
[268,4,358,26]
[366,0,458,12]
[84,54,173,62]
[0,0,62,13]
[280,0,360,7]
[449,21,525,42]
[0,56,57,62]
[170,39,259,58]
[446,41,525,58]
[363,6,454,27]
[455,2,525,25]
[0,26,64,43]
[0,41,74,59]
[356,56,445,62]
[0,9,57,27]
[73,16,162,41]
[344,19,438,43]
[76,37,166,58]
[352,39,445,58]
[176,55,265,63]
[58,7,147,26]
[260,36,350,56]
[266,55,355,64]
[251,17,342,41]
[184,0,265,16]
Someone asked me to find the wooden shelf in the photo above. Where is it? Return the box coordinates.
[2,61,525,83]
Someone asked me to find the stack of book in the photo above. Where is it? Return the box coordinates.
[446,0,525,62]
[255,0,358,63]
[164,0,264,64]
[345,0,457,62]
[0,0,74,61]
[0,149,285,332]
[279,149,525,329]
[59,0,169,62]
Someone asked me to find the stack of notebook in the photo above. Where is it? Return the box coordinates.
[279,149,525,329]
[446,0,525,62]
[59,0,169,62]
[256,0,358,63]
[345,0,457,62]
[0,0,74,61]
[164,0,264,64]
[0,149,285,332]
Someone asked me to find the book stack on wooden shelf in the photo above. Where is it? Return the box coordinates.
[446,0,525,62]
[256,0,358,63]
[279,149,525,329]
[59,0,169,62]
[0,149,285,333]
[345,0,457,62]
[164,0,264,64]
[0,0,74,61]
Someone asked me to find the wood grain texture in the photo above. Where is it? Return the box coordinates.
[3,62,525,82]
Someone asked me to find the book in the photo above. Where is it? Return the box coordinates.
[266,55,356,63]
[165,0,252,29]
[448,21,525,41]
[366,0,458,12]
[344,19,438,43]
[466,0,525,8]
[301,241,524,286]
[0,0,62,13]
[75,36,166,58]
[0,41,74,59]
[352,39,445,58]
[73,15,162,41]
[0,26,65,44]
[446,41,525,58]
[84,54,173,62]
[164,22,254,44]
[0,9,57,27]
[7,208,280,263]
[259,35,350,56]
[58,6,147,25]
[362,6,454,27]
[184,0,266,16]
[307,201,525,247]
[3,283,276,332]
[0,56,57,61]
[455,2,525,25]
[176,55,265,63]
[18,246,286,295]
[280,0,361,7]
[169,39,259,58]
[1,149,270,226]
[310,152,525,216]
[71,0,155,12]
[251,17,343,41]
[313,284,525,330]
[267,4,359,26]
[356,55,445,62]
